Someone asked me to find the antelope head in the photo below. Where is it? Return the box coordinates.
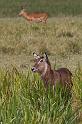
[31,52,51,76]
[19,9,26,16]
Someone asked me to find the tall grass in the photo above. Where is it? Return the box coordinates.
[0,67,82,124]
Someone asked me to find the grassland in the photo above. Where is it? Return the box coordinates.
[0,0,82,123]
[0,17,82,71]
[0,17,82,124]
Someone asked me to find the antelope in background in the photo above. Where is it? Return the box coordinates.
[19,9,48,23]
[32,52,73,90]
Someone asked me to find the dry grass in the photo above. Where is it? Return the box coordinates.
[0,17,82,72]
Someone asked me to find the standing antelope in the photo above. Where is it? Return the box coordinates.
[19,9,48,23]
[32,53,73,89]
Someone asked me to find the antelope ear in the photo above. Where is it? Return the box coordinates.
[33,52,40,59]
[44,52,51,65]
[21,9,26,12]
[44,52,48,61]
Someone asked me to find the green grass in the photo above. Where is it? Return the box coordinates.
[1,0,82,17]
[0,67,82,124]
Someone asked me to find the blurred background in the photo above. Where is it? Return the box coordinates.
[0,0,82,17]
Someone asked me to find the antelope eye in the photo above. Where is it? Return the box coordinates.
[40,59,43,62]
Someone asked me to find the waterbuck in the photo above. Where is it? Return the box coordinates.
[31,53,73,89]
[19,9,48,23]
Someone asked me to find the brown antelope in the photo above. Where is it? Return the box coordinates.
[19,9,48,23]
[31,52,73,89]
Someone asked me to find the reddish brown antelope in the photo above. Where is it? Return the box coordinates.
[32,53,73,89]
[19,9,48,23]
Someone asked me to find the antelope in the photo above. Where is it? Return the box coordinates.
[31,52,73,90]
[19,9,48,23]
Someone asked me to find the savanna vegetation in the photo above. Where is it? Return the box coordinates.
[0,0,82,124]
[0,67,82,124]
[0,16,82,124]
[1,0,82,17]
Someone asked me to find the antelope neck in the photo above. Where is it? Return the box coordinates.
[22,13,29,19]
[41,63,53,79]
[41,62,48,77]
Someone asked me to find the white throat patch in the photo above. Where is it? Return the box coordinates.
[42,62,48,76]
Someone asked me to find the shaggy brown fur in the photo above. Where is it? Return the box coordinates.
[32,53,73,89]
